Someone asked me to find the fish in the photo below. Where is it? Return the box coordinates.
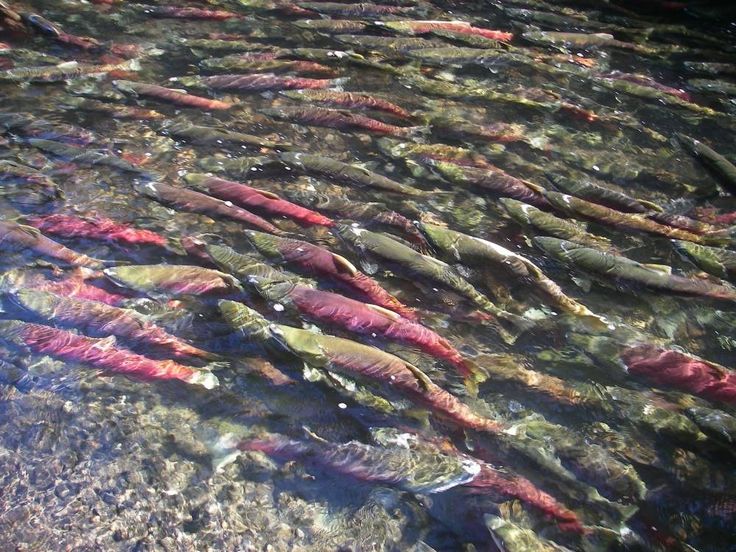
[200,55,336,76]
[620,345,736,405]
[250,277,480,383]
[133,180,283,235]
[177,73,338,92]
[112,80,233,110]
[292,19,369,34]
[543,191,727,245]
[546,172,663,214]
[376,20,513,42]
[211,428,480,494]
[687,78,736,96]
[261,106,419,137]
[280,89,412,120]
[533,237,736,302]
[334,34,448,54]
[243,229,418,320]
[0,112,96,145]
[141,5,243,20]
[676,133,736,195]
[278,152,423,196]
[296,2,416,16]
[0,319,217,388]
[0,220,105,268]
[522,30,655,55]
[337,226,533,338]
[26,138,151,175]
[219,301,498,432]
[0,58,140,83]
[683,61,736,77]
[60,97,164,120]
[180,238,312,287]
[103,265,244,298]
[183,174,334,227]
[0,268,130,307]
[418,222,606,327]
[26,214,168,248]
[283,189,428,249]
[500,198,613,249]
[160,120,290,149]
[377,139,493,175]
[602,71,692,102]
[425,115,526,143]
[686,406,736,446]
[674,241,736,281]
[486,515,573,552]
[433,161,551,209]
[22,13,101,50]
[196,155,281,178]
[10,289,218,362]
[0,160,62,207]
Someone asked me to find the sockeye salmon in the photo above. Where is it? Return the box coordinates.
[0,320,217,388]
[27,214,168,248]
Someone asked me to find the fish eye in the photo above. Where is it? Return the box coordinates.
[25,13,61,36]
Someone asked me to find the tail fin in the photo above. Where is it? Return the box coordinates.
[206,432,242,472]
[187,369,219,389]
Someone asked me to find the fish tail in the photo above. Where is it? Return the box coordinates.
[186,368,219,389]
[204,431,242,471]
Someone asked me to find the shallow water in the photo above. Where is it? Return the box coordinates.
[1,1,736,550]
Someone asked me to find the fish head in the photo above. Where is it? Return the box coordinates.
[244,230,283,257]
[416,221,454,252]
[499,198,531,222]
[249,276,293,301]
[7,288,55,316]
[182,172,210,188]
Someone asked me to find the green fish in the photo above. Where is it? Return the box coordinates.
[534,237,736,302]
[337,225,533,339]
[676,133,736,195]
[673,240,736,281]
[500,197,612,249]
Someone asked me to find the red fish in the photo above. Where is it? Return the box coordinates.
[113,80,233,110]
[245,230,418,320]
[12,289,218,362]
[27,213,168,248]
[0,268,131,306]
[0,220,104,268]
[380,20,513,42]
[256,280,472,377]
[261,106,419,137]
[621,345,736,405]
[134,180,283,235]
[184,174,335,227]
[0,320,217,388]
[282,89,413,120]
[195,73,337,91]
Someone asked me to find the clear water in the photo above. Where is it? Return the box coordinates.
[1,1,735,550]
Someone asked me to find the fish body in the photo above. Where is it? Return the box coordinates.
[337,226,531,335]
[11,289,216,361]
[0,58,139,82]
[182,72,337,91]
[544,191,724,245]
[27,138,150,175]
[134,180,282,234]
[244,230,417,320]
[676,133,736,195]
[0,320,217,388]
[161,120,288,149]
[621,345,736,405]
[184,174,334,227]
[334,34,448,53]
[27,214,167,248]
[418,222,604,324]
[253,278,473,377]
[143,5,242,20]
[0,220,104,268]
[434,161,550,209]
[0,160,62,206]
[113,79,232,110]
[522,30,654,54]
[674,241,736,281]
[427,115,526,143]
[500,198,612,249]
[200,55,335,75]
[546,173,661,214]
[261,106,416,137]
[292,19,369,33]
[283,189,427,248]
[196,155,279,178]
[220,301,498,431]
[534,237,736,301]
[486,516,573,552]
[279,152,422,195]
[378,139,492,170]
[0,112,95,145]
[281,89,412,120]
[297,2,415,16]
[378,20,513,42]
[104,264,244,297]
[0,268,130,306]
